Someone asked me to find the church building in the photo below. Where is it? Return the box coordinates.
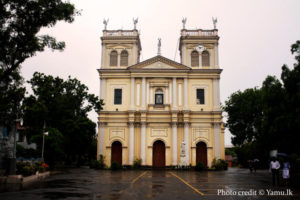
[97,21,225,167]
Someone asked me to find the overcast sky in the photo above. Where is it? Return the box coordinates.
[21,0,300,146]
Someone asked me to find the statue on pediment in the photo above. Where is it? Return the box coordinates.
[212,17,217,29]
[182,17,187,29]
[133,18,138,29]
[157,38,161,55]
[103,18,109,30]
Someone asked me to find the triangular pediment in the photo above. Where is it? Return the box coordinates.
[128,55,190,70]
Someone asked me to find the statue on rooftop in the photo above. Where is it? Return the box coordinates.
[133,18,138,29]
[157,38,161,55]
[182,17,187,29]
[212,17,217,29]
[103,18,109,30]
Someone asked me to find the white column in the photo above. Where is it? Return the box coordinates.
[117,53,120,68]
[150,87,153,104]
[133,44,137,64]
[184,123,189,165]
[183,78,188,110]
[100,78,106,111]
[99,125,105,157]
[214,123,221,159]
[178,84,182,106]
[215,43,219,68]
[181,44,186,65]
[199,53,202,68]
[129,123,134,165]
[166,87,169,104]
[169,83,172,104]
[141,77,146,109]
[209,49,213,69]
[172,78,177,109]
[130,77,135,110]
[141,123,146,165]
[172,123,178,165]
[136,84,140,106]
[146,82,150,104]
[101,44,105,68]
[213,78,220,111]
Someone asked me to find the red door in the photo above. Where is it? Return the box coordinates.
[111,141,122,166]
[153,140,165,168]
[196,142,207,167]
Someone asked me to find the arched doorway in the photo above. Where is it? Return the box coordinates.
[111,141,122,166]
[153,140,165,167]
[196,142,207,166]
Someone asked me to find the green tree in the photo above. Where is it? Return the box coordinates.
[224,41,300,167]
[223,88,263,146]
[31,127,65,167]
[23,72,103,166]
[0,70,25,126]
[0,0,78,81]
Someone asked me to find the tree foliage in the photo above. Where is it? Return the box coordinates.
[0,69,25,126]
[224,41,300,166]
[0,0,78,81]
[23,72,103,166]
[223,88,262,145]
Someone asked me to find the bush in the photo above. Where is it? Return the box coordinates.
[133,158,142,169]
[17,161,49,176]
[195,162,205,171]
[111,162,121,170]
[89,155,106,169]
[212,158,228,170]
[16,162,32,175]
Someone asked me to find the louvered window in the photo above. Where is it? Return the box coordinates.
[114,89,122,104]
[110,51,118,66]
[196,89,205,104]
[191,51,199,67]
[202,51,210,67]
[120,50,128,66]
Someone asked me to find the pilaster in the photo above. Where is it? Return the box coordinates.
[128,122,135,165]
[172,122,178,165]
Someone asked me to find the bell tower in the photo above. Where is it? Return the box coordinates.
[100,29,141,69]
[179,28,219,69]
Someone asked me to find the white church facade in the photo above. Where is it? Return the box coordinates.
[97,20,225,167]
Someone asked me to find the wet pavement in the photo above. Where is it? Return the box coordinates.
[0,167,299,200]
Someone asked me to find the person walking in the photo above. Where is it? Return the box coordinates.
[248,160,253,173]
[282,158,291,186]
[253,158,259,172]
[270,157,280,186]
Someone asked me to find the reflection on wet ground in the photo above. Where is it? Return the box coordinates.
[0,168,299,200]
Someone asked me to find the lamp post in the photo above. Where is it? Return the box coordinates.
[41,131,48,162]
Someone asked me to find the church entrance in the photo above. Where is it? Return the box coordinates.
[111,141,122,166]
[152,140,165,168]
[196,142,207,167]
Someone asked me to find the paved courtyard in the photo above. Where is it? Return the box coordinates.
[0,167,299,200]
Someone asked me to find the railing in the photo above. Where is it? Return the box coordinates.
[181,30,218,37]
[103,30,138,37]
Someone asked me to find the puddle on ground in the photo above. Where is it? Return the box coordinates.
[42,191,89,199]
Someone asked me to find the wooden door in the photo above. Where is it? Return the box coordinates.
[153,140,165,168]
[196,142,207,166]
[111,141,122,166]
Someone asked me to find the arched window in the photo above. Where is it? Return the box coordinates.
[202,50,210,67]
[155,89,164,105]
[191,50,199,67]
[120,50,128,66]
[110,50,118,66]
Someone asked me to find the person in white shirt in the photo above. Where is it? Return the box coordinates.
[270,157,280,186]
